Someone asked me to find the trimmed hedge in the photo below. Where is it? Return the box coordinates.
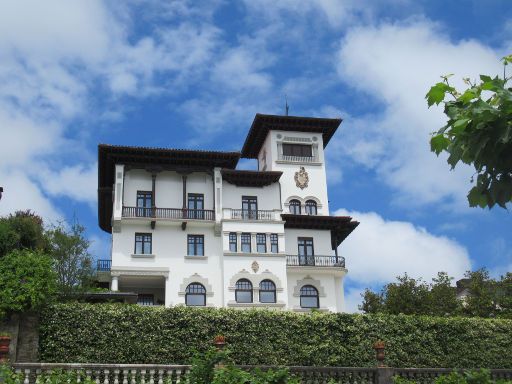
[39,303,512,368]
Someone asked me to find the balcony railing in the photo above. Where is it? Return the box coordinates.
[231,209,274,221]
[122,207,215,221]
[286,255,346,268]
[277,154,319,163]
[97,259,111,272]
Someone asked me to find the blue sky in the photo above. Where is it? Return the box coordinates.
[0,0,511,311]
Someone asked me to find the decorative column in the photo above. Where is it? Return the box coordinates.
[164,276,171,307]
[111,275,119,291]
[151,173,157,217]
[236,231,242,252]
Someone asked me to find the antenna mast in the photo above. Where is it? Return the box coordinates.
[285,95,289,116]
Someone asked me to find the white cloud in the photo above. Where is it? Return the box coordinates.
[335,20,503,208]
[335,208,472,312]
[0,170,63,224]
[41,164,98,205]
[0,1,224,222]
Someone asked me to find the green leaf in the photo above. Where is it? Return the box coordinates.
[451,118,471,134]
[426,82,452,107]
[479,75,492,83]
[458,89,477,104]
[468,187,488,208]
[430,134,450,155]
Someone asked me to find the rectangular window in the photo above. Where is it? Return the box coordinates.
[241,196,258,220]
[282,143,313,158]
[270,234,278,253]
[137,294,154,306]
[136,191,152,217]
[135,233,152,254]
[256,233,266,253]
[298,237,314,265]
[188,235,204,256]
[229,232,237,252]
[241,233,251,253]
[188,193,204,219]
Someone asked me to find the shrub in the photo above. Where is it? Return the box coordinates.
[0,250,57,319]
[39,303,512,368]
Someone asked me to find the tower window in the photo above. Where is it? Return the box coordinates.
[283,144,312,158]
[289,199,301,215]
[305,200,317,215]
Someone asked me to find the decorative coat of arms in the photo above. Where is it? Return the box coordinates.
[251,261,259,273]
[294,167,309,189]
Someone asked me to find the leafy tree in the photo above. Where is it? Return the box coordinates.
[0,249,57,318]
[496,272,512,318]
[426,54,512,209]
[429,272,461,316]
[462,269,498,317]
[46,220,94,298]
[383,274,431,315]
[0,210,48,257]
[359,288,384,313]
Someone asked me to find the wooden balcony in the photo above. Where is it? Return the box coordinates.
[286,255,345,268]
[122,207,215,221]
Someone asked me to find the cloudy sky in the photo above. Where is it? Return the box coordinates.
[1,0,511,312]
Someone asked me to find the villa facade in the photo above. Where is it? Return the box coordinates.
[97,114,359,312]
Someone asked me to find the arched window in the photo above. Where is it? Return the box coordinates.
[185,283,206,306]
[289,199,301,215]
[259,280,276,303]
[235,279,253,303]
[305,200,317,215]
[300,285,319,308]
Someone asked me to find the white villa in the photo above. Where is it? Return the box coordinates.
[97,114,359,312]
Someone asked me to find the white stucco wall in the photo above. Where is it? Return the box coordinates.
[284,229,333,256]
[222,182,281,211]
[286,271,345,312]
[258,130,330,214]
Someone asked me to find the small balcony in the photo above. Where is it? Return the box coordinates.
[97,259,112,271]
[122,207,215,221]
[286,255,345,268]
[230,209,275,221]
[277,154,320,163]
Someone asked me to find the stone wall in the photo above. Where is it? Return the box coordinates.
[0,313,39,362]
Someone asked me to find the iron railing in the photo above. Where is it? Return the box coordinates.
[96,259,111,272]
[286,255,346,268]
[230,209,274,221]
[122,207,215,221]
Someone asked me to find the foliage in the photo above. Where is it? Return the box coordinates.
[430,272,460,317]
[393,369,512,384]
[185,347,298,384]
[0,210,47,257]
[360,272,461,316]
[37,369,96,384]
[0,364,22,384]
[46,220,94,298]
[360,270,512,319]
[0,250,57,318]
[39,303,512,368]
[461,270,498,318]
[187,347,231,384]
[383,274,431,315]
[426,55,512,209]
[359,289,384,314]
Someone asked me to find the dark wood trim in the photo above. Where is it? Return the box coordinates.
[281,214,359,250]
[221,169,282,187]
[241,114,342,159]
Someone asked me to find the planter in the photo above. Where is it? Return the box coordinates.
[0,335,10,363]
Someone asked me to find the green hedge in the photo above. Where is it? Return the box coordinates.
[39,303,512,368]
